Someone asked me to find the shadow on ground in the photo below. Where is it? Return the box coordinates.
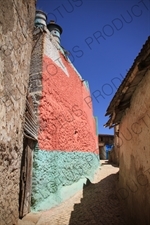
[101,160,119,168]
[69,171,130,225]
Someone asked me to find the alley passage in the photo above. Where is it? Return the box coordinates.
[19,161,129,225]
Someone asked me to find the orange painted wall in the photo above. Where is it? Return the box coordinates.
[38,53,98,153]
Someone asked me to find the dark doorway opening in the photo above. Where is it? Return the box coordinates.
[19,137,36,218]
[19,96,38,218]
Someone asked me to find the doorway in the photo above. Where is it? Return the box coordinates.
[19,137,36,218]
[19,96,38,218]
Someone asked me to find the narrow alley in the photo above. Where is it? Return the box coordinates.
[19,161,130,225]
[1,2,150,225]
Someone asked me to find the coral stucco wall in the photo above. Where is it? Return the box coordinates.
[31,32,99,211]
[38,53,97,152]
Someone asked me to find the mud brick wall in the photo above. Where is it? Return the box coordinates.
[119,69,150,225]
[0,0,35,224]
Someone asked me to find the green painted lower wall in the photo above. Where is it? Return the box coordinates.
[31,145,100,211]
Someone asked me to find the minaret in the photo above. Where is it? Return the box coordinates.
[47,20,63,44]
[35,10,47,27]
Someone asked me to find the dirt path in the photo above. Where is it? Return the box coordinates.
[19,160,129,225]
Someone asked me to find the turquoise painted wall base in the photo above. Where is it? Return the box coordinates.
[31,145,100,211]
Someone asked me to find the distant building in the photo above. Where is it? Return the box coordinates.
[98,134,114,159]
[105,36,150,224]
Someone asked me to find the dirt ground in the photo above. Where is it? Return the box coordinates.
[19,160,130,225]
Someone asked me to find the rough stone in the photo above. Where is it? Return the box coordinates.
[0,0,35,224]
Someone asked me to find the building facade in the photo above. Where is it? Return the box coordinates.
[0,4,99,223]
[23,11,99,213]
[105,37,150,224]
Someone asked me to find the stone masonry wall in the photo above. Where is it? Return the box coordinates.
[118,69,150,225]
[28,28,44,119]
[0,1,35,224]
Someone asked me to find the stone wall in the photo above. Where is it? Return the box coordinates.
[118,69,150,224]
[28,28,44,118]
[0,0,35,224]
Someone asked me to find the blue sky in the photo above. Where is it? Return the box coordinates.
[37,0,150,134]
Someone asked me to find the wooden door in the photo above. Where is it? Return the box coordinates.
[19,138,35,218]
[19,96,38,218]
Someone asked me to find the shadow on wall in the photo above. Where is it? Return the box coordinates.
[68,173,131,225]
